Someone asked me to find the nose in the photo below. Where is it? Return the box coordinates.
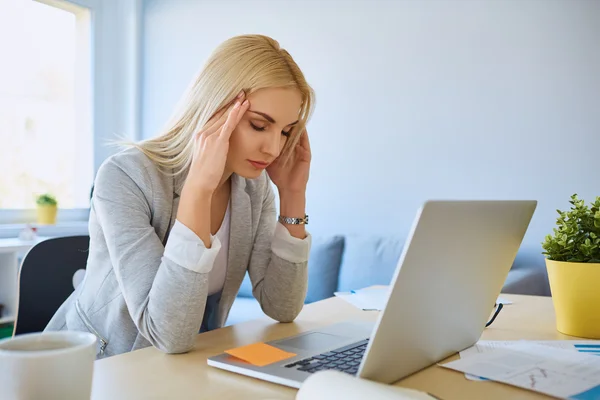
[260,131,281,158]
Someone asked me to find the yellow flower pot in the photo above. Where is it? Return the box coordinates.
[36,204,58,225]
[546,259,600,339]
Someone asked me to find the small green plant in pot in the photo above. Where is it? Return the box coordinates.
[36,193,58,225]
[542,194,600,338]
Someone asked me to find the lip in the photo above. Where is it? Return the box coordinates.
[248,160,270,169]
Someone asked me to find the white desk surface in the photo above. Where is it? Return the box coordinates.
[91,293,566,400]
[0,237,50,253]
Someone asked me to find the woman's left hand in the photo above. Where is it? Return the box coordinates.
[267,130,311,195]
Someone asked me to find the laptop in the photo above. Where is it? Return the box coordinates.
[207,200,537,388]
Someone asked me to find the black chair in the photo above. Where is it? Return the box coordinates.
[13,236,90,335]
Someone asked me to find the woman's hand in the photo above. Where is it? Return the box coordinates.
[178,92,249,246]
[184,92,250,195]
[267,130,311,239]
[266,129,311,196]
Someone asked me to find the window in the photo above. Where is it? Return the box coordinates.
[0,0,93,211]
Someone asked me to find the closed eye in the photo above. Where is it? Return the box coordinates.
[250,122,266,132]
[251,122,292,137]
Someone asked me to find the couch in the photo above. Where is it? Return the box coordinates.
[225,235,551,326]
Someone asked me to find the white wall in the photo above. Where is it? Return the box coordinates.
[141,0,600,250]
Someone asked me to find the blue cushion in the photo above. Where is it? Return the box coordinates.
[503,267,550,296]
[511,246,545,270]
[336,236,551,297]
[503,245,550,296]
[305,235,345,302]
[337,235,405,292]
[236,235,345,303]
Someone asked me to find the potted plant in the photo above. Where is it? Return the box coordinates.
[36,193,58,225]
[542,194,600,339]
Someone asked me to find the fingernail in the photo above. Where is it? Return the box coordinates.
[234,101,241,108]
[242,99,249,106]
[237,90,244,99]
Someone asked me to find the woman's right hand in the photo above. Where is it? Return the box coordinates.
[177,91,249,246]
[185,91,250,195]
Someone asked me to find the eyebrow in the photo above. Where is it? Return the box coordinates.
[249,110,298,126]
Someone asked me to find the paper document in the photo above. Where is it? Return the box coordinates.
[334,287,389,311]
[335,286,513,311]
[496,296,513,305]
[460,340,600,381]
[441,342,600,399]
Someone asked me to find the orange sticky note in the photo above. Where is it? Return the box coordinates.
[224,342,296,367]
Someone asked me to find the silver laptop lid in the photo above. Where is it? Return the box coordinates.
[359,200,537,383]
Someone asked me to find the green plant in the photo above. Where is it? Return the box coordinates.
[542,194,600,263]
[36,193,58,207]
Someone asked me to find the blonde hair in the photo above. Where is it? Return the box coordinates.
[129,34,315,176]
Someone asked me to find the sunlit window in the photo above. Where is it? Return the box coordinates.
[0,0,93,209]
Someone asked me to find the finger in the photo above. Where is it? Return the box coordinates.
[211,90,245,119]
[220,99,250,140]
[199,91,246,137]
[298,129,310,151]
[218,100,242,139]
[196,106,231,140]
[296,146,311,160]
[198,110,229,139]
[206,105,229,128]
[234,99,251,126]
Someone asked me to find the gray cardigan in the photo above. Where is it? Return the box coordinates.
[45,148,310,359]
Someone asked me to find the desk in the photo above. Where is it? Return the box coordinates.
[91,294,566,400]
[0,237,49,325]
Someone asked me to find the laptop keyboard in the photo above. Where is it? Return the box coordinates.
[284,338,369,375]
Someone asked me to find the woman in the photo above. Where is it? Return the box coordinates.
[45,34,315,359]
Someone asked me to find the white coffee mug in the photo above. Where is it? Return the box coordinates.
[0,331,97,400]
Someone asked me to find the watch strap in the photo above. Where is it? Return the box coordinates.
[278,214,309,225]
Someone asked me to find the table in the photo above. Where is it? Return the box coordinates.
[0,237,49,325]
[91,293,568,400]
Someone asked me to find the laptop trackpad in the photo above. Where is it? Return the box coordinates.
[277,332,345,350]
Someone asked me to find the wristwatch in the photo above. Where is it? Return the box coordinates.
[278,214,309,225]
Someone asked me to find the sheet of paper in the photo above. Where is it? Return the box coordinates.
[460,340,600,381]
[335,286,513,311]
[224,342,296,367]
[496,296,513,305]
[461,340,600,358]
[334,287,389,311]
[442,342,600,399]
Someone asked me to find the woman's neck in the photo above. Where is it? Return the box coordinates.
[214,170,233,199]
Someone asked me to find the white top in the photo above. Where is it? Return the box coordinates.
[207,200,231,295]
[166,216,309,273]
[164,200,310,293]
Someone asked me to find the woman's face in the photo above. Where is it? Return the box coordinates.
[226,87,302,179]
